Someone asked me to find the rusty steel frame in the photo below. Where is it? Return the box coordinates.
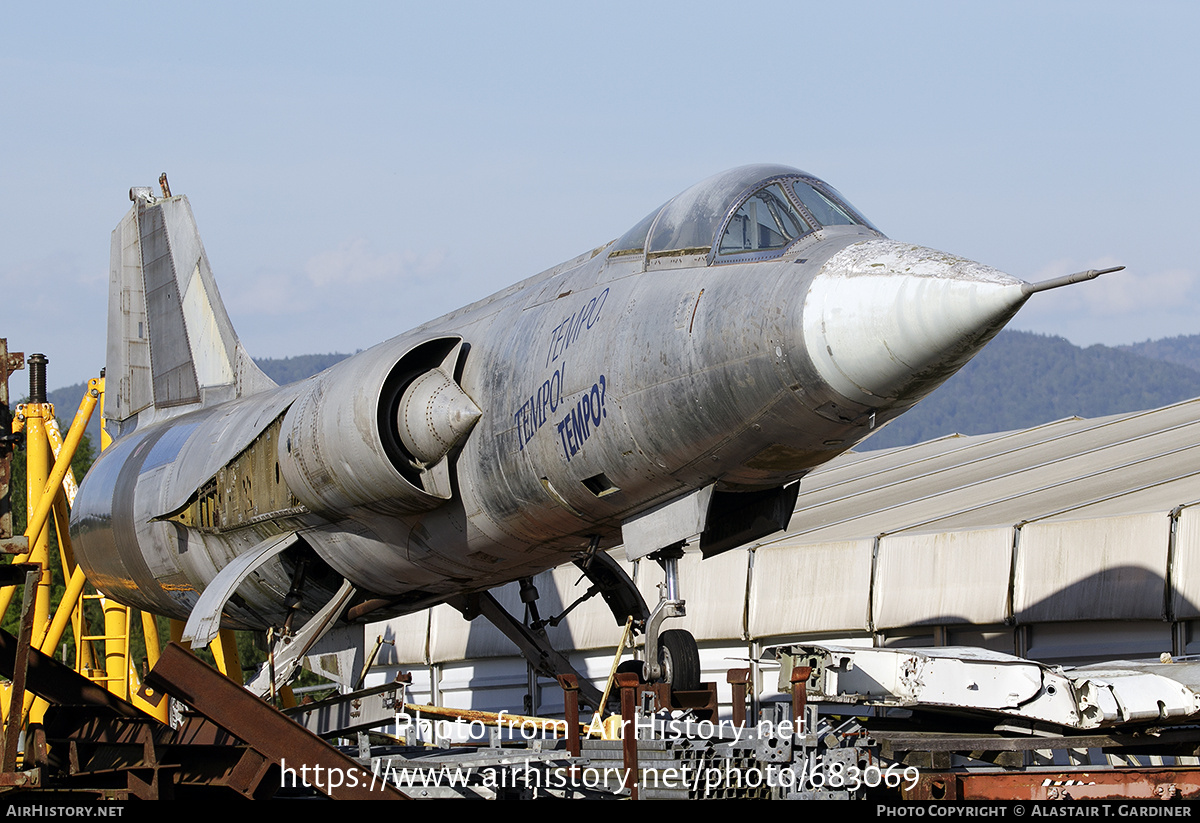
[144,642,407,799]
[46,708,275,800]
[617,671,639,800]
[556,674,582,757]
[0,339,24,556]
[727,667,750,728]
[0,628,408,799]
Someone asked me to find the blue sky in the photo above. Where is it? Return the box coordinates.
[3,1,1199,388]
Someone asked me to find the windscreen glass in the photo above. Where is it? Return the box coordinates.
[791,180,857,227]
[792,179,878,231]
[718,184,811,256]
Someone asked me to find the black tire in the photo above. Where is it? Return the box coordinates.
[657,629,700,692]
[616,658,646,683]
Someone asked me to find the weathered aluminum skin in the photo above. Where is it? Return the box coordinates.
[70,165,1032,631]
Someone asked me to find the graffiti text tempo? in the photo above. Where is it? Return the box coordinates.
[557,376,607,462]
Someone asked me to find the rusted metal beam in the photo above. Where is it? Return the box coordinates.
[668,681,718,720]
[790,665,811,727]
[45,708,279,800]
[727,667,750,728]
[0,339,24,555]
[557,674,581,757]
[617,671,639,800]
[145,642,407,800]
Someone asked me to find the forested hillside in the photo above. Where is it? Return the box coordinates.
[254,353,351,384]
[1120,335,1200,375]
[861,331,1200,449]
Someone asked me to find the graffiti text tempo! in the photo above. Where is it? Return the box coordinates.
[545,288,609,368]
[513,362,567,451]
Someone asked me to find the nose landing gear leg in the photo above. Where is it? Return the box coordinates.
[642,543,700,692]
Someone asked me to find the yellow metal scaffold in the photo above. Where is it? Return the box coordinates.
[0,354,258,747]
[0,348,280,767]
[0,366,174,729]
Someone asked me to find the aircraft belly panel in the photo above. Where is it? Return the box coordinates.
[302,517,432,594]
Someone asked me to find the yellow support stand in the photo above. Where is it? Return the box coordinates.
[2,366,242,741]
[128,610,169,721]
[210,629,244,682]
[20,401,51,727]
[0,372,175,731]
[171,619,246,685]
[97,597,130,698]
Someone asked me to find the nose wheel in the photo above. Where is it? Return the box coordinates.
[638,543,704,691]
[657,628,700,692]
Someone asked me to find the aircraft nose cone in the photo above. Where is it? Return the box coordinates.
[802,239,1029,408]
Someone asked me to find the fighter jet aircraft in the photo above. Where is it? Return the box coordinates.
[69,165,1116,701]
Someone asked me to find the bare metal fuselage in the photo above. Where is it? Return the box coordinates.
[70,165,1034,633]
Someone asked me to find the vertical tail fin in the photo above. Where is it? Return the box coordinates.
[106,185,275,434]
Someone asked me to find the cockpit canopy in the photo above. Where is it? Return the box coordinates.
[609,164,878,266]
